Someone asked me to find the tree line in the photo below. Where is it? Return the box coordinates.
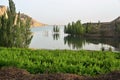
[0,0,32,48]
[64,20,85,36]
[64,20,99,36]
[53,25,60,32]
[64,20,120,36]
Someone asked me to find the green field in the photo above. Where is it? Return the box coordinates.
[0,47,120,76]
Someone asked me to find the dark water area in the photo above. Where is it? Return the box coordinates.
[29,26,120,51]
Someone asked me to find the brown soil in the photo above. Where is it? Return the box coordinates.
[0,67,120,80]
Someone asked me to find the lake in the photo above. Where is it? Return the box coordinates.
[29,26,120,51]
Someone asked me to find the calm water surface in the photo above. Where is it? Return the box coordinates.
[29,26,120,51]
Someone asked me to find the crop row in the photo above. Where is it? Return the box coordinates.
[0,47,120,76]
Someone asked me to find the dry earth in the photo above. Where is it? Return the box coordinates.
[0,67,120,80]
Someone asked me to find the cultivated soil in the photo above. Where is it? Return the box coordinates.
[0,67,120,80]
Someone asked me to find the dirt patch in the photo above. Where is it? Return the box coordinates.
[0,67,119,80]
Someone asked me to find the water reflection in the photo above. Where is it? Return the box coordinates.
[64,35,86,49]
[30,26,120,51]
[64,35,120,51]
[53,33,60,40]
[86,37,120,50]
[43,31,49,37]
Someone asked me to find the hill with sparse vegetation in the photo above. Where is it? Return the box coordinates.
[0,5,46,27]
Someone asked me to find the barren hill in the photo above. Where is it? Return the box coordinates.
[20,13,46,27]
[0,5,46,27]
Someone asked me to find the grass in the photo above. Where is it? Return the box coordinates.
[0,47,120,76]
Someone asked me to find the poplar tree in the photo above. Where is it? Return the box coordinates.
[0,0,33,48]
[64,20,85,36]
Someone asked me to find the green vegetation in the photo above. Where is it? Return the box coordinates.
[64,19,120,37]
[0,0,32,48]
[115,21,120,34]
[64,20,85,36]
[0,47,120,76]
[64,20,102,36]
[53,25,60,32]
[53,25,60,40]
[85,22,101,34]
[64,20,101,36]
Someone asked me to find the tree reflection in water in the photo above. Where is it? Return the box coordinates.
[64,35,86,49]
[64,35,120,50]
[53,33,60,40]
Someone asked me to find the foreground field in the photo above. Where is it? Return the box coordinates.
[0,47,120,76]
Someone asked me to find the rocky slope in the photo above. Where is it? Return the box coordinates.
[83,16,120,37]
[0,5,46,27]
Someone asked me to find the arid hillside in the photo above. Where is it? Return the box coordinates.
[0,5,46,27]
[20,13,47,27]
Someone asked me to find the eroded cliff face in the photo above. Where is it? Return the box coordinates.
[0,5,8,18]
[0,6,7,16]
[0,5,46,27]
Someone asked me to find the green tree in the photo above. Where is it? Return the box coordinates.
[115,21,120,34]
[53,25,60,32]
[85,23,93,33]
[76,20,85,35]
[64,20,85,36]
[0,0,33,48]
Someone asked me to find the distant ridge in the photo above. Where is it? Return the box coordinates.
[0,5,47,27]
[111,16,120,23]
[20,13,47,27]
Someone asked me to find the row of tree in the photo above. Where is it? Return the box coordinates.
[64,20,85,36]
[64,20,102,36]
[53,25,60,33]
[64,19,120,37]
[0,0,32,48]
